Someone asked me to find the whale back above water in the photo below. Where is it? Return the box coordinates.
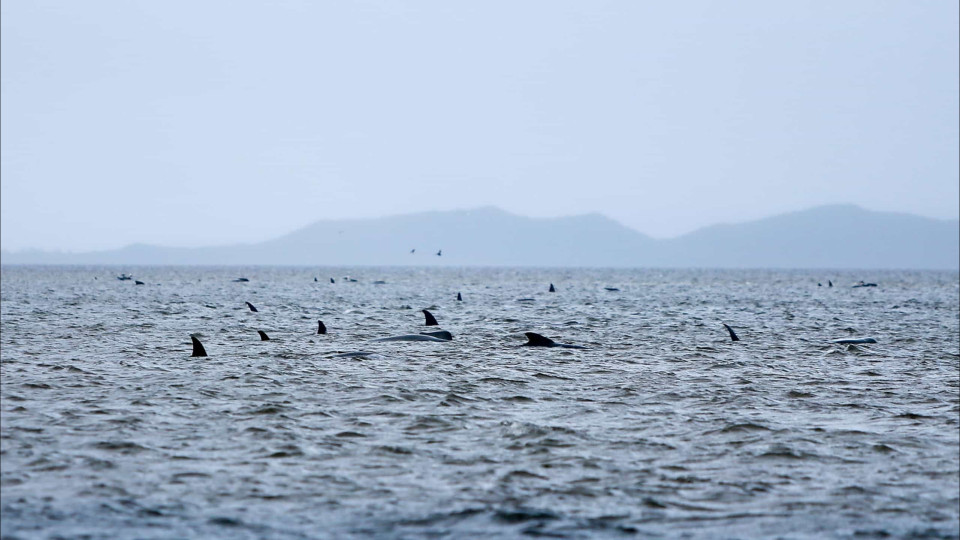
[257,330,270,341]
[191,336,207,357]
[421,330,453,341]
[371,334,450,343]
[522,332,586,349]
[832,337,877,344]
[317,320,327,335]
[246,302,258,312]
[423,309,439,326]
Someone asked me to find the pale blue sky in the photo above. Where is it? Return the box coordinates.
[2,1,957,252]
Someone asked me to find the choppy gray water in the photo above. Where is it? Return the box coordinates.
[2,266,958,539]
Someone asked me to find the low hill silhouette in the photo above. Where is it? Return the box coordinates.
[3,205,957,269]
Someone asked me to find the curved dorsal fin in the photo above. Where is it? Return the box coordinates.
[457,292,462,301]
[549,283,556,292]
[317,320,327,335]
[246,302,258,312]
[191,336,207,357]
[423,309,439,326]
[257,330,270,341]
[523,332,556,347]
[723,323,740,342]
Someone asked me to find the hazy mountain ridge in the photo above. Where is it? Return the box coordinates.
[2,205,957,268]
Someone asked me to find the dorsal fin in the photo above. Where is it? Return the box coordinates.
[549,283,556,292]
[723,323,740,342]
[257,330,270,341]
[191,336,207,357]
[457,292,462,301]
[423,309,439,326]
[421,330,453,341]
[330,278,335,283]
[523,332,557,347]
[246,302,258,312]
[317,320,327,335]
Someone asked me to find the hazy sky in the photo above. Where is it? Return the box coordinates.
[2,1,958,252]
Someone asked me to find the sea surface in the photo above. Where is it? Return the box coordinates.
[1,266,958,539]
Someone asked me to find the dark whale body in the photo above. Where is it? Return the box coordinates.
[421,330,453,341]
[371,334,450,343]
[246,302,258,312]
[521,332,586,349]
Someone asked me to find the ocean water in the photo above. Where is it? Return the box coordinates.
[1,266,958,539]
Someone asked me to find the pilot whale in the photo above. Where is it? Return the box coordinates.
[521,332,586,349]
[257,330,270,341]
[245,302,259,312]
[832,338,877,345]
[723,323,740,342]
[370,334,451,343]
[317,320,327,335]
[423,309,439,326]
[191,336,207,357]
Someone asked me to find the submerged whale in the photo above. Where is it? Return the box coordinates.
[521,332,586,349]
[191,336,207,357]
[422,330,453,340]
[334,351,379,358]
[832,338,877,345]
[370,334,451,343]
[723,323,740,342]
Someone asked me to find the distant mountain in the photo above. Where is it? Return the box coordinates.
[663,204,959,269]
[2,205,957,269]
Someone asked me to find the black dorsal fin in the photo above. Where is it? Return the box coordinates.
[330,278,335,283]
[317,320,327,334]
[191,336,207,357]
[246,302,258,312]
[523,332,557,347]
[457,292,462,301]
[549,283,556,292]
[723,323,740,342]
[423,309,439,326]
[257,330,270,341]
